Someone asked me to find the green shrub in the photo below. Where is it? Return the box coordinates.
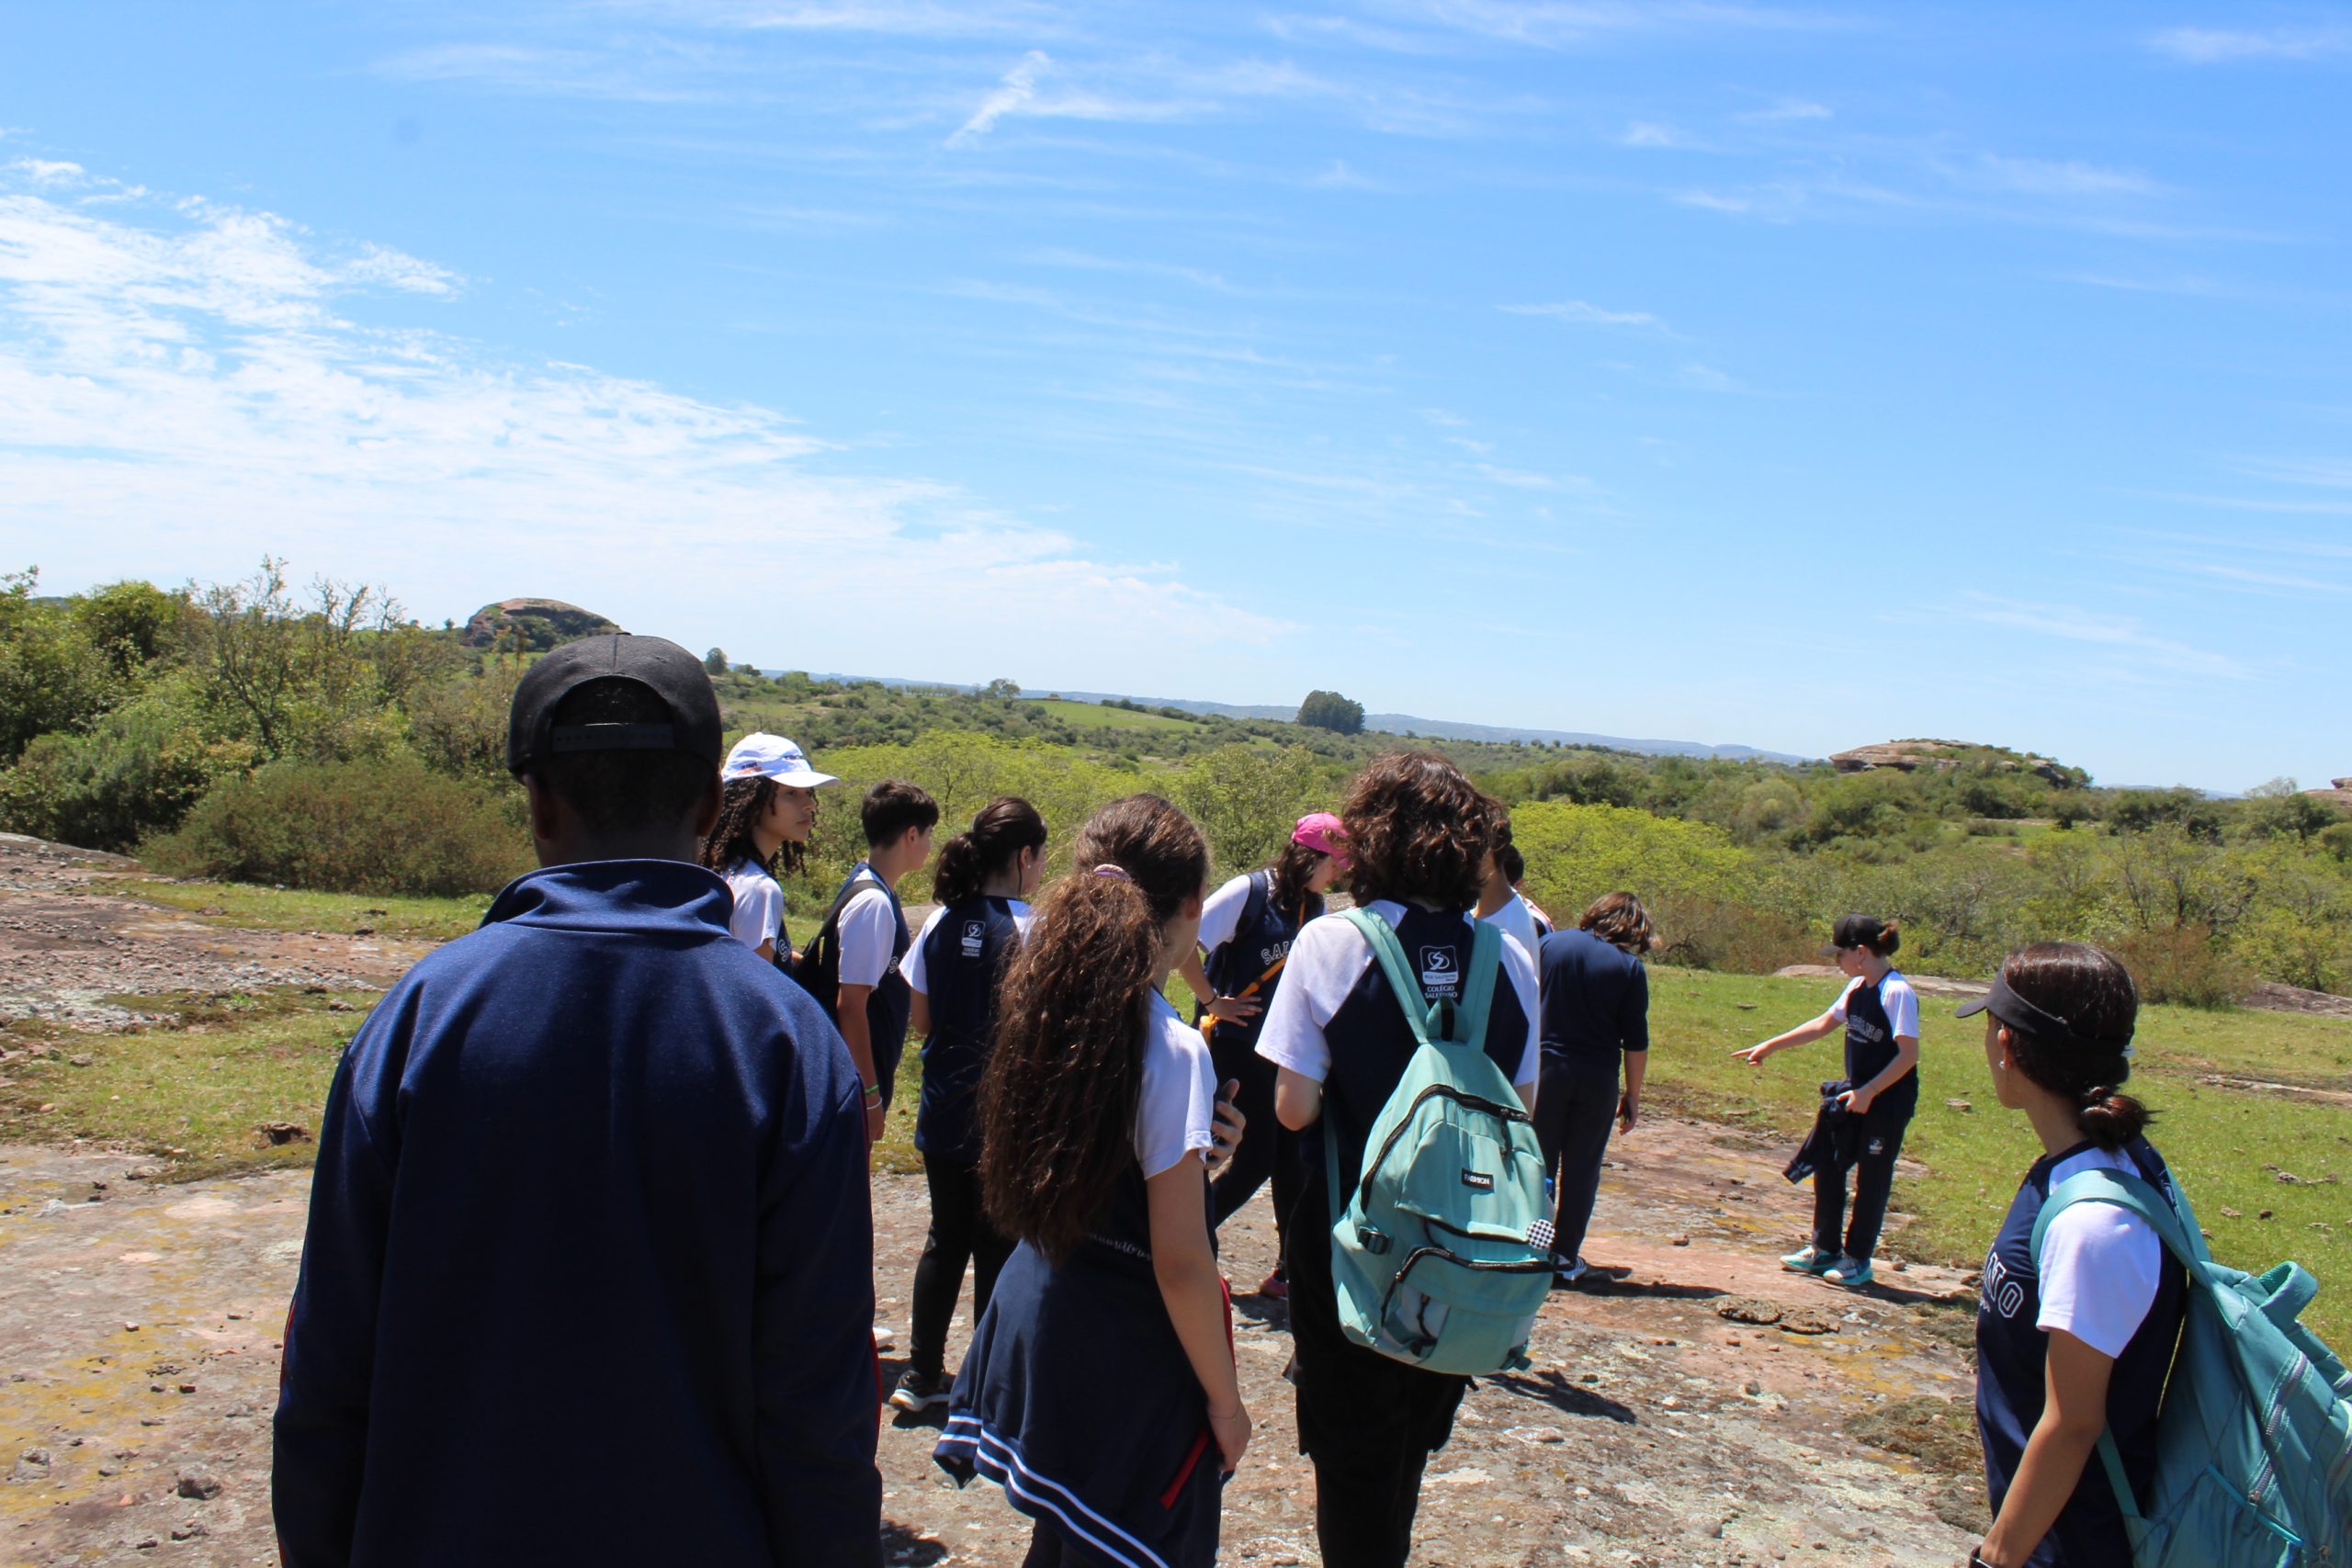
[0,694,248,851]
[2111,925,2250,1010]
[146,755,530,897]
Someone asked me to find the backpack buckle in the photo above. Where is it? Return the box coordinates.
[1358,1226,1391,1256]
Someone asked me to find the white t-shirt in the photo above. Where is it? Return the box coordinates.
[1478,893,1543,976]
[1255,900,1541,1089]
[1136,991,1217,1179]
[836,878,901,989]
[901,900,1036,996]
[2038,1145,2165,1359]
[1827,972,1922,1039]
[1195,873,1257,960]
[723,859,784,952]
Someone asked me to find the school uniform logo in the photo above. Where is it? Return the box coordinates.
[1979,1249,2028,1319]
[1418,944,1462,999]
[961,920,986,957]
[1259,938,1293,967]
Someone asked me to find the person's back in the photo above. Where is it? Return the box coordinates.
[275,637,881,1568]
[1536,925,1648,1057]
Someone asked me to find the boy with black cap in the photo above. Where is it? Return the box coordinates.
[274,634,882,1568]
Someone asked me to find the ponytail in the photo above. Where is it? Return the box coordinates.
[978,795,1209,1263]
[932,795,1048,907]
[2075,1085,2153,1151]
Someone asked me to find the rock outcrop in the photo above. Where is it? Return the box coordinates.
[1828,739,2075,786]
[459,598,623,651]
[2307,777,2352,810]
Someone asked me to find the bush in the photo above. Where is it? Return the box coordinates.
[2111,925,2250,1010]
[0,694,248,851]
[146,755,529,897]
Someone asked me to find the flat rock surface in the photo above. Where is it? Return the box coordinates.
[4,1119,1983,1567]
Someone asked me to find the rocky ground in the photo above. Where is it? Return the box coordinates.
[0,837,1994,1565]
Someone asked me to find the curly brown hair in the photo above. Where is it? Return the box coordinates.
[1340,750,1496,911]
[1578,892,1658,954]
[978,795,1209,1264]
[695,775,808,880]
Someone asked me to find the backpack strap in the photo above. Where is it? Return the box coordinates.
[1339,908,1500,1049]
[1203,873,1287,1043]
[2027,1167,2207,1525]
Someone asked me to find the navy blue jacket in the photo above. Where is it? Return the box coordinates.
[274,860,882,1568]
[1535,927,1649,1060]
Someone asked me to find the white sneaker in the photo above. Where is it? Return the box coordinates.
[1554,1257,1589,1285]
[872,1324,896,1349]
[1822,1256,1875,1289]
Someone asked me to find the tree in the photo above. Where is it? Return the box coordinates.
[184,558,397,761]
[982,678,1022,702]
[705,647,729,675]
[1296,689,1364,735]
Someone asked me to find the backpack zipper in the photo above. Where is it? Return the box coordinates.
[1354,1084,1533,1214]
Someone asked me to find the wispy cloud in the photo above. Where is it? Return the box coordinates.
[1501,299,1661,327]
[1677,362,1746,392]
[1371,1,1850,49]
[1739,97,1831,122]
[0,162,1283,661]
[1959,593,2249,681]
[2149,25,2352,63]
[1619,120,1705,150]
[946,51,1206,145]
[1965,154,2158,198]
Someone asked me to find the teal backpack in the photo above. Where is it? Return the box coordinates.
[2033,1168,2352,1566]
[1320,908,1555,1377]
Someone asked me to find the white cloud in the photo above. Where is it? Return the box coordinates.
[1501,299,1660,327]
[2149,25,2352,62]
[1620,120,1702,150]
[1371,1,1846,49]
[950,49,1051,144]
[1959,593,2249,681]
[945,51,1204,145]
[0,165,1284,663]
[1677,362,1744,391]
[1740,98,1831,121]
[1967,154,2157,198]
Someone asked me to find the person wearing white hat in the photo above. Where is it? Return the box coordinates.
[695,733,840,965]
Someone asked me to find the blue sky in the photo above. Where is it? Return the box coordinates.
[2,3,2347,789]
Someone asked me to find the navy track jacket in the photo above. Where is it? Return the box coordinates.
[274,860,882,1568]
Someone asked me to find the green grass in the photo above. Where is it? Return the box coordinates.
[1032,699,1207,735]
[0,988,373,1179]
[1648,966,2352,1344]
[110,877,492,942]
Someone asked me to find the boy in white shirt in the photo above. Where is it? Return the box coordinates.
[825,780,939,1145]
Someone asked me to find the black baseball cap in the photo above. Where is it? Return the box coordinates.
[1826,913,1891,953]
[505,634,724,777]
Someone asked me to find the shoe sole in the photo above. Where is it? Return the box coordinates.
[888,1389,950,1413]
[1824,1273,1873,1289]
[1780,1258,1833,1275]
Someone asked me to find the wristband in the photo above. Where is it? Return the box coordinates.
[862,1084,884,1105]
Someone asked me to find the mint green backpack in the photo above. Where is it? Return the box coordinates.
[1320,908,1555,1377]
[2033,1168,2352,1566]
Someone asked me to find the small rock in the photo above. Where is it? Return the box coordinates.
[1718,1299,1783,1326]
[68,1055,93,1067]
[254,1122,311,1146]
[175,1472,222,1501]
[1670,1235,1690,1247]
[2260,1210,2276,1221]
[1945,1099,1972,1112]
[1743,1381,1762,1396]
[2222,1207,2243,1218]
[171,1524,207,1541]
[176,1383,197,1394]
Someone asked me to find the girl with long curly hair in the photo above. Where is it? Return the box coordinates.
[695,733,834,964]
[1257,751,1540,1568]
[934,795,1246,1568]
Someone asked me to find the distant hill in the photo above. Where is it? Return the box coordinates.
[792,673,1811,765]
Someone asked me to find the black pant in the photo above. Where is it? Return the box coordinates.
[1207,1047,1301,1268]
[909,1155,1013,1380]
[1811,1105,1910,1261]
[1288,1174,1466,1568]
[1532,1050,1623,1268]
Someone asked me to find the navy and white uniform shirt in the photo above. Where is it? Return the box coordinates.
[1197,870,1319,1055]
[1974,1137,2188,1568]
[1257,901,1538,1214]
[902,895,1034,1161]
[1828,970,1921,1120]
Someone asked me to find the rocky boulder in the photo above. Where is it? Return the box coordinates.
[1829,739,2075,786]
[459,598,623,651]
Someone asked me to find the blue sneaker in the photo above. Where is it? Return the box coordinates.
[1780,1244,1837,1275]
[1823,1255,1875,1289]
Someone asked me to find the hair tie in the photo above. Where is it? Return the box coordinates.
[1091,864,1131,881]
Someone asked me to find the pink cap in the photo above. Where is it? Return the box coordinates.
[1292,811,1351,867]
